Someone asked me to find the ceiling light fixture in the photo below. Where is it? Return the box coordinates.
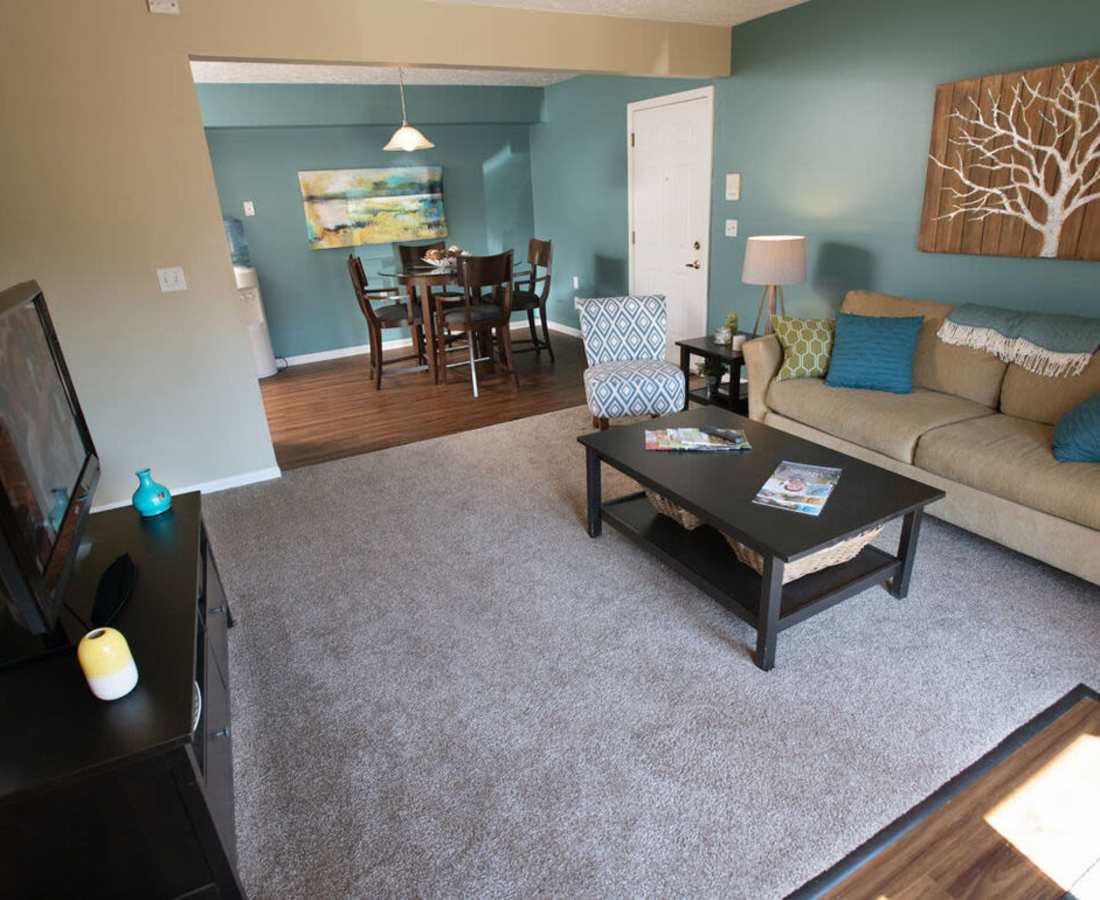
[384,67,434,152]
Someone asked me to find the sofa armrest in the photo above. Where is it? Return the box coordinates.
[743,335,782,422]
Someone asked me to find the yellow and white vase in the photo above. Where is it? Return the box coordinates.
[77,627,139,701]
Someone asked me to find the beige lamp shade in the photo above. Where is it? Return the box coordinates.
[741,236,806,285]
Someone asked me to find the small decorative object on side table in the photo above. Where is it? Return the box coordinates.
[131,467,171,518]
[697,357,725,400]
[676,335,749,414]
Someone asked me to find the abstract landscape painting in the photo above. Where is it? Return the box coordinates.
[298,166,447,250]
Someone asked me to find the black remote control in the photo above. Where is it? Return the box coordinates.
[91,553,138,628]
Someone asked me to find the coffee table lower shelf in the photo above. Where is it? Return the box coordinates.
[601,493,905,665]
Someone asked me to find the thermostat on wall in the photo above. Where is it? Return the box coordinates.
[148,0,180,14]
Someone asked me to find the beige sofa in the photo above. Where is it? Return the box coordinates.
[743,290,1100,586]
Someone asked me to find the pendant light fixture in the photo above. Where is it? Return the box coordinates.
[384,67,434,152]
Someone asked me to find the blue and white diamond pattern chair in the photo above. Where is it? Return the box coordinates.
[577,295,686,430]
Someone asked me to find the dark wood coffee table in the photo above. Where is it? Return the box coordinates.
[577,407,944,670]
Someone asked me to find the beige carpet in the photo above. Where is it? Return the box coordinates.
[203,405,1100,899]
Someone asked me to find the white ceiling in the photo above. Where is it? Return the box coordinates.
[189,61,574,87]
[426,0,811,27]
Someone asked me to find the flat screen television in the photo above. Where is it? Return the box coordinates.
[0,280,99,644]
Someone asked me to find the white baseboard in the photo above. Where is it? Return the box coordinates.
[91,465,282,513]
[546,320,583,339]
[285,321,583,367]
[284,339,409,367]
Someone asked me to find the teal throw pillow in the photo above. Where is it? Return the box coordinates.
[825,312,923,394]
[1053,391,1100,462]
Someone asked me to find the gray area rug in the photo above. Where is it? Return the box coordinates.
[203,405,1100,899]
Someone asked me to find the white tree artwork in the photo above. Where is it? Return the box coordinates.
[919,59,1100,260]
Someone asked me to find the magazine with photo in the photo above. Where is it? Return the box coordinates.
[753,460,841,517]
[644,427,752,452]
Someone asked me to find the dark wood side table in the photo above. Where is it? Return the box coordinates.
[676,335,749,414]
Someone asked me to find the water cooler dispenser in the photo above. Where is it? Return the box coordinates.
[233,266,278,378]
[224,216,278,379]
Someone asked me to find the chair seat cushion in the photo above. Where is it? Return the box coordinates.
[767,377,992,463]
[375,301,419,324]
[915,413,1100,530]
[513,289,540,310]
[584,359,685,418]
[443,303,504,326]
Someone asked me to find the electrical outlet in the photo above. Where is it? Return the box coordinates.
[725,219,739,238]
[156,266,188,293]
[147,0,180,14]
[572,275,580,289]
[243,201,255,217]
[725,173,741,201]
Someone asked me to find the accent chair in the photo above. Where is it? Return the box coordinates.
[577,295,686,430]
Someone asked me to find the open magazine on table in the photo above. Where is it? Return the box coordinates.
[753,461,841,517]
[645,427,752,452]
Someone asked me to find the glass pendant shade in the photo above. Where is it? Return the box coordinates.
[384,124,434,152]
[384,68,434,152]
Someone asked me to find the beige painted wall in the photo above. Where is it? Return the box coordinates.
[0,0,730,505]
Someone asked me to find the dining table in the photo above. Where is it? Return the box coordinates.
[377,263,463,383]
[378,258,534,385]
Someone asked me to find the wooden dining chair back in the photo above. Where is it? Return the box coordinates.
[397,241,443,270]
[436,250,518,397]
[512,238,555,361]
[346,254,425,389]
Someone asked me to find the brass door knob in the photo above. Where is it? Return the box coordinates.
[684,260,701,269]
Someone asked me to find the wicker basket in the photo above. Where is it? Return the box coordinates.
[725,527,882,584]
[645,489,881,584]
[645,489,704,530]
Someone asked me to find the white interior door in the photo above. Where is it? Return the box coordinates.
[628,87,714,362]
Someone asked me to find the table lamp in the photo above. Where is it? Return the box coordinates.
[742,236,806,335]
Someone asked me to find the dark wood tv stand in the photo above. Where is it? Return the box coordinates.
[0,492,245,899]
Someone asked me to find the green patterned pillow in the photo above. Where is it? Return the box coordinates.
[773,316,835,381]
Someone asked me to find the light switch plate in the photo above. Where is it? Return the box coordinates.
[572,275,580,289]
[157,266,187,293]
[243,201,255,217]
[147,0,180,13]
[725,173,741,201]
[725,219,739,237]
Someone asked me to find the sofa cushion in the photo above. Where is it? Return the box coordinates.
[842,291,1007,407]
[915,414,1100,530]
[767,377,993,463]
[1000,353,1100,426]
[773,316,834,381]
[826,312,923,393]
[1054,391,1100,463]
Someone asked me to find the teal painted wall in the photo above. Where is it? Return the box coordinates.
[530,76,706,329]
[709,0,1100,330]
[531,0,1099,333]
[200,86,536,358]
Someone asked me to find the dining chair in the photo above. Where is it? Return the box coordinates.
[511,238,554,362]
[396,241,464,306]
[439,250,519,397]
[346,254,426,390]
[576,295,685,430]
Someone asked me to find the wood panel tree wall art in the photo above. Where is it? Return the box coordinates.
[918,59,1100,260]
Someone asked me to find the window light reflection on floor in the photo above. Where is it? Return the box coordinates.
[984,733,1100,891]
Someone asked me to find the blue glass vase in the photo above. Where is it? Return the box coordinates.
[132,468,172,518]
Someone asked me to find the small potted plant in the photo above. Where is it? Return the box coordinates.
[724,311,739,334]
[697,357,725,400]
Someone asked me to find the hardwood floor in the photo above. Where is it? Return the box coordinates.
[260,330,589,470]
[794,686,1100,900]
